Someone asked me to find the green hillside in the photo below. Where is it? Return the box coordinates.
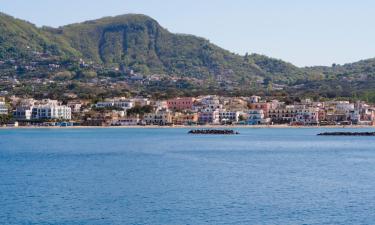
[0,13,304,83]
[49,14,303,82]
[0,13,78,60]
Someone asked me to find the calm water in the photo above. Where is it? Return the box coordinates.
[1,128,375,225]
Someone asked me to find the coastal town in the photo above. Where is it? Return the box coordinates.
[1,95,375,127]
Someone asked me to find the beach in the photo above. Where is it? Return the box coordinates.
[1,124,375,129]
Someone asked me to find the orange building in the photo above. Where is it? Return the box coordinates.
[173,113,198,125]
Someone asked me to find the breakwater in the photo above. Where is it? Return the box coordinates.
[318,132,375,136]
[188,129,239,135]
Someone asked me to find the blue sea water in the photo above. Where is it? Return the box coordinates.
[1,128,375,225]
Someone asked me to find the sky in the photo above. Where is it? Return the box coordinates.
[1,0,374,67]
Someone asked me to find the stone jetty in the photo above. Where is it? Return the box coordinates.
[188,129,239,135]
[318,132,375,136]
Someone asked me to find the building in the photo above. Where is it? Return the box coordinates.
[114,100,133,110]
[155,100,168,111]
[112,117,140,126]
[144,111,173,125]
[13,98,36,120]
[131,97,150,107]
[95,101,115,108]
[82,111,121,126]
[293,107,319,125]
[67,101,82,113]
[219,110,240,123]
[31,100,71,120]
[95,98,134,110]
[247,110,270,125]
[13,99,71,121]
[198,110,220,124]
[249,102,271,118]
[249,95,261,103]
[13,107,32,120]
[167,97,195,111]
[0,97,8,115]
[196,95,222,111]
[269,105,300,123]
[269,106,298,124]
[172,113,198,125]
[324,101,355,124]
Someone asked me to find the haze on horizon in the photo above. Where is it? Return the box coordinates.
[1,0,374,67]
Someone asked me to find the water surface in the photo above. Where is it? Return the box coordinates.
[1,128,375,224]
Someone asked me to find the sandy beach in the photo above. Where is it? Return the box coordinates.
[1,124,375,129]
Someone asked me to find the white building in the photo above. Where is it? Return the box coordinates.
[0,97,8,115]
[219,110,240,123]
[199,95,220,105]
[31,101,71,120]
[14,99,71,120]
[114,100,133,110]
[95,98,134,110]
[13,98,35,120]
[294,107,319,125]
[249,95,261,103]
[95,101,115,108]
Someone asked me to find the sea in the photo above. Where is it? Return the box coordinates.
[1,128,375,225]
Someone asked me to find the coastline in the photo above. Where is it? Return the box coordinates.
[1,125,375,129]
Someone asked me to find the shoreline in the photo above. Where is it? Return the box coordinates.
[1,125,375,129]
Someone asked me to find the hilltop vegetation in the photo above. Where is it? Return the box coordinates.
[0,13,78,60]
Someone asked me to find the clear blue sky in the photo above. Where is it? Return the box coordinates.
[1,0,374,67]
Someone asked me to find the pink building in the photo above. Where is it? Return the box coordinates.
[249,102,271,118]
[167,97,195,111]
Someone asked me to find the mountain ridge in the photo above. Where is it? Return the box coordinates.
[2,12,375,101]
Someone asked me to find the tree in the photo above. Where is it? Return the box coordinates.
[54,71,73,81]
[0,114,12,125]
[127,105,154,116]
[244,52,249,62]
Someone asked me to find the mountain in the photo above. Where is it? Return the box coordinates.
[2,12,375,101]
[48,14,308,83]
[0,12,305,83]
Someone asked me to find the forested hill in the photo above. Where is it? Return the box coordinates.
[0,13,79,60]
[0,12,306,83]
[304,58,375,80]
